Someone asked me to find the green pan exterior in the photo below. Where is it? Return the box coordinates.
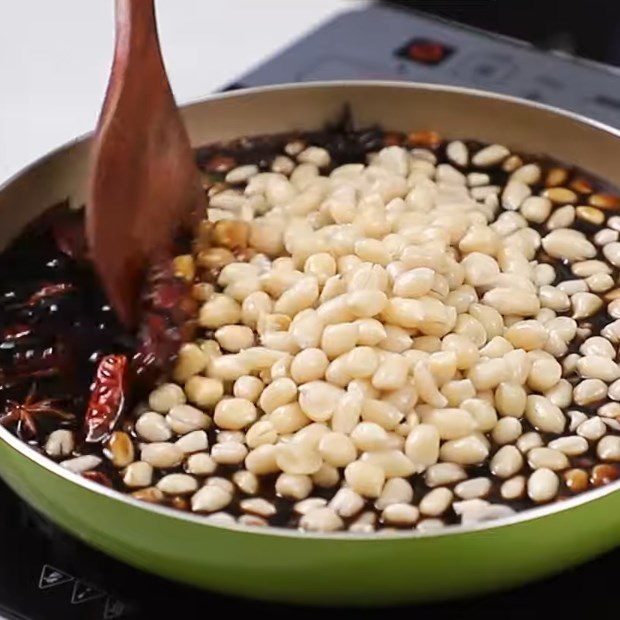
[1,82,620,605]
[0,437,618,606]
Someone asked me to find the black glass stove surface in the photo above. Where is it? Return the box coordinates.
[0,477,616,619]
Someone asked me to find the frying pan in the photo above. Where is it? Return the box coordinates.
[0,82,618,605]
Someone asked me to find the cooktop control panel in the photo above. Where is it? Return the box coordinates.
[232,4,620,128]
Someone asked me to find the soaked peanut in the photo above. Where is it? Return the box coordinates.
[28,130,620,534]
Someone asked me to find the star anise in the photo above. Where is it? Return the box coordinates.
[0,385,74,439]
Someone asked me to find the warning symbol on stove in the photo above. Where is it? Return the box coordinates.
[104,595,127,619]
[70,580,106,604]
[38,564,74,589]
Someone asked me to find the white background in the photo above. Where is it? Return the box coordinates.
[0,0,362,183]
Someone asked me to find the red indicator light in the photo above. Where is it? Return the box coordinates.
[408,42,445,63]
[396,38,454,66]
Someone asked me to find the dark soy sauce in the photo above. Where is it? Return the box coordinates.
[1,121,619,528]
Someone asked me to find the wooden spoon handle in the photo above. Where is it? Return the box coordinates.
[88,0,203,329]
[105,0,168,120]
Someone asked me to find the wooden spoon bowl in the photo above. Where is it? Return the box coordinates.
[88,0,204,329]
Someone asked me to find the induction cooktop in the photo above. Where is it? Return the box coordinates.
[1,4,618,619]
[229,3,620,128]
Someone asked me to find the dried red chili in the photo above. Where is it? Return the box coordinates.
[0,324,32,342]
[0,345,66,392]
[25,282,75,306]
[5,343,66,384]
[133,260,197,381]
[82,470,113,487]
[84,354,129,443]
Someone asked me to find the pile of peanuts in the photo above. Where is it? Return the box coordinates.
[53,134,620,532]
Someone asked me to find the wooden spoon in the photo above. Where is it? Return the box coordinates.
[87,0,204,329]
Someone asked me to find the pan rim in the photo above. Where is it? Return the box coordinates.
[1,79,619,542]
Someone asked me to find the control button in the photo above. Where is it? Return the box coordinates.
[455,53,517,84]
[395,38,454,66]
